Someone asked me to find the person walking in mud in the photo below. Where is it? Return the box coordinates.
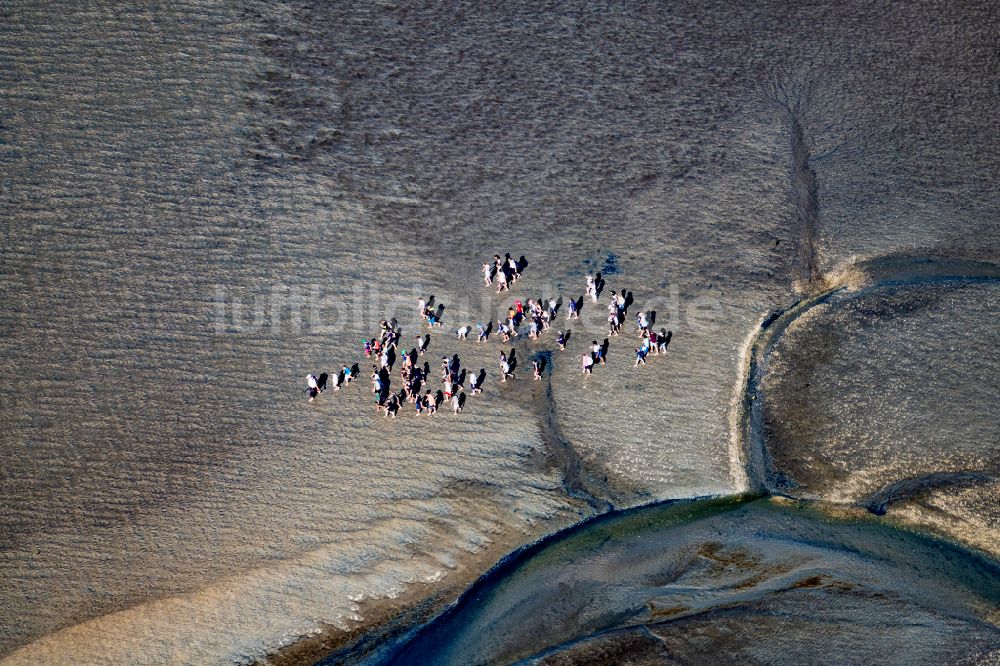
[532,359,542,381]
[384,392,400,418]
[415,334,429,356]
[499,351,514,382]
[482,262,494,286]
[557,330,567,351]
[306,374,320,402]
[637,311,650,336]
[592,340,605,366]
[508,254,520,281]
[581,352,594,374]
[657,328,671,354]
[608,310,621,336]
[469,370,484,394]
[634,344,648,366]
[496,266,509,293]
[528,317,539,340]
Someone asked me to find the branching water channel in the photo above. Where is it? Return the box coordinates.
[317,254,1000,665]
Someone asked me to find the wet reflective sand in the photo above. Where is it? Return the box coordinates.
[380,498,1000,665]
[763,279,1000,555]
[1,0,998,663]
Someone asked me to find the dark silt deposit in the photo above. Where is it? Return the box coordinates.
[367,256,1000,665]
[374,497,1000,665]
[1,0,998,664]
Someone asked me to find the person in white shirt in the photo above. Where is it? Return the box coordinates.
[306,374,320,402]
[496,268,509,293]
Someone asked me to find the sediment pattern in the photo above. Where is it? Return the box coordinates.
[380,498,1000,665]
[1,0,998,663]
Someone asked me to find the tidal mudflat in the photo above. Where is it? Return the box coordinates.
[377,497,1000,665]
[1,1,997,664]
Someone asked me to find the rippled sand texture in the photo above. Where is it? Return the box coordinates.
[2,0,999,663]
[385,498,1000,665]
[0,2,579,662]
[762,280,1000,555]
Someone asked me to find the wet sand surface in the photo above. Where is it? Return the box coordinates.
[379,498,1000,665]
[762,279,1000,555]
[1,0,998,663]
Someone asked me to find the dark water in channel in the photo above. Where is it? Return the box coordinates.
[376,497,1000,665]
[2,0,998,663]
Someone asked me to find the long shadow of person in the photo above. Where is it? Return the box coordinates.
[508,348,517,373]
[435,390,444,408]
[518,256,529,274]
[648,310,657,326]
[564,329,572,344]
[535,350,551,374]
[458,392,467,410]
[317,372,329,392]
[351,363,360,378]
[575,295,585,315]
[457,368,467,386]
[475,368,486,389]
[662,329,673,349]
[595,272,605,300]
[623,290,634,314]
[482,321,493,340]
[601,338,610,361]
[385,347,396,372]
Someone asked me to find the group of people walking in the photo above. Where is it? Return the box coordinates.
[495,297,560,342]
[483,253,526,293]
[305,364,354,403]
[306,255,672,410]
[634,322,672,366]
[371,302,477,417]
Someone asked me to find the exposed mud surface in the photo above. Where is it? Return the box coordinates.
[378,498,1000,665]
[1,0,998,663]
[760,277,1000,555]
